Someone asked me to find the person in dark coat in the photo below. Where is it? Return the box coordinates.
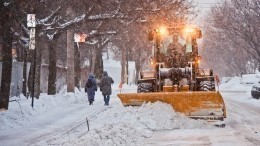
[85,73,97,105]
[100,71,114,105]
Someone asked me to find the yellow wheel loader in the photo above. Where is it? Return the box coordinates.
[118,26,226,121]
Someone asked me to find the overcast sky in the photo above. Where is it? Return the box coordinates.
[194,0,220,12]
[193,0,221,24]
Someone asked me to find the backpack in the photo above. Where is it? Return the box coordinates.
[86,79,93,88]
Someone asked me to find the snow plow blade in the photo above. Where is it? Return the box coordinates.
[117,91,226,120]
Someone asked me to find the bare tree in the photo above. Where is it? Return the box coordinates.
[0,0,13,110]
[201,0,260,77]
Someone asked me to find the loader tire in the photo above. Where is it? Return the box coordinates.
[199,80,215,91]
[137,83,153,93]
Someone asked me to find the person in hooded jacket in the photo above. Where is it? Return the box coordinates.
[85,73,97,105]
[100,71,114,105]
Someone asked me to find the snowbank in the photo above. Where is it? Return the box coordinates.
[62,102,211,146]
[0,88,86,131]
[219,76,245,91]
[219,74,260,92]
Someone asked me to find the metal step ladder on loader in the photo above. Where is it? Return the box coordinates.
[117,25,226,127]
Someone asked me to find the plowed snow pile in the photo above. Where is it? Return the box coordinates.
[65,102,212,146]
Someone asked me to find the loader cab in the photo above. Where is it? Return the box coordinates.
[158,34,190,54]
[152,26,202,70]
[155,33,193,68]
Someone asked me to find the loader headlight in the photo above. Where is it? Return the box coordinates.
[184,27,194,33]
[155,26,168,36]
[183,26,202,38]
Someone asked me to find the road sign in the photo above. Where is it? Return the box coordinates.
[74,33,87,42]
[29,28,35,50]
[27,14,36,28]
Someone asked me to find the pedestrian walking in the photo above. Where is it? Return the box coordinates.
[85,73,97,105]
[100,71,114,106]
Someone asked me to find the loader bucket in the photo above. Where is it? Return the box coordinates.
[117,91,226,120]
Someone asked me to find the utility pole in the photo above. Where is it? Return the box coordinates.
[67,29,74,93]
[27,14,36,107]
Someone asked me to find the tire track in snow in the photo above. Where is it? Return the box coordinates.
[223,92,260,146]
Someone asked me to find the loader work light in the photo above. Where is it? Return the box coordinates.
[196,29,202,38]
[149,57,156,68]
[196,56,202,64]
[148,31,154,41]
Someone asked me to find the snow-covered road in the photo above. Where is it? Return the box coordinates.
[222,92,260,145]
[1,89,260,146]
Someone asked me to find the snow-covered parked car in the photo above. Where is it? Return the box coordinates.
[251,82,260,99]
[241,74,260,85]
